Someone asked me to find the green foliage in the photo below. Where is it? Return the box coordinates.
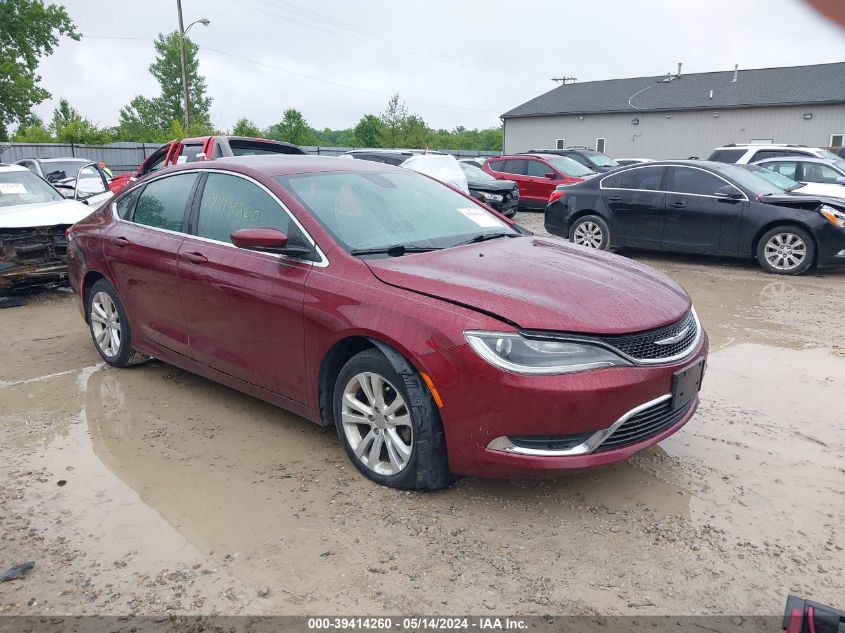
[45,98,112,144]
[352,114,383,147]
[115,32,211,141]
[11,115,52,142]
[378,94,407,147]
[0,0,79,140]
[266,108,317,146]
[232,117,261,137]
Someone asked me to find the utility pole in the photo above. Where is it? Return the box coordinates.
[551,76,578,84]
[177,0,191,131]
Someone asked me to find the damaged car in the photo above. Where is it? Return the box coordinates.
[1,164,95,293]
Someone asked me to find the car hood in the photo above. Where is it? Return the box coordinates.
[467,178,516,192]
[0,199,92,229]
[364,237,691,334]
[794,182,845,200]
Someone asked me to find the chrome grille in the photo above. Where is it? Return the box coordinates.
[595,398,694,452]
[598,310,699,362]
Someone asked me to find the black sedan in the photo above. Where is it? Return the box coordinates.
[545,160,845,275]
[458,162,519,217]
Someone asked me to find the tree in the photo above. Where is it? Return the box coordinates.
[115,31,212,141]
[400,114,432,148]
[378,94,407,148]
[231,117,261,137]
[48,98,111,144]
[0,0,79,140]
[352,114,383,148]
[266,109,316,146]
[49,97,78,134]
[11,115,52,142]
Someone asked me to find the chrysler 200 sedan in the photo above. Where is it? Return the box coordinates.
[68,156,708,490]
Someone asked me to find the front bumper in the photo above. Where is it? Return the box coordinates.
[0,226,70,293]
[416,332,708,478]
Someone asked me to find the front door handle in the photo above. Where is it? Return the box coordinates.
[669,201,686,208]
[181,251,208,264]
[607,195,623,202]
[110,236,130,247]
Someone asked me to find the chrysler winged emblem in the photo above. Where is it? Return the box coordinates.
[654,325,691,346]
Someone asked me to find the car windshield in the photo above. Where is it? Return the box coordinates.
[712,164,786,196]
[39,160,87,182]
[743,165,801,192]
[277,170,517,255]
[548,157,595,177]
[581,151,619,168]
[459,162,495,181]
[0,170,64,207]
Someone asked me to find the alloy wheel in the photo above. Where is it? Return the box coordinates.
[763,233,807,272]
[90,291,122,358]
[573,221,603,248]
[341,372,413,476]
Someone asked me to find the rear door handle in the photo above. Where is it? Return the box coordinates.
[181,251,208,264]
[110,236,130,247]
[669,201,686,208]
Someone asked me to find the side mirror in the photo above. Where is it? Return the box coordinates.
[836,177,845,186]
[230,228,313,258]
[545,172,557,179]
[714,185,743,201]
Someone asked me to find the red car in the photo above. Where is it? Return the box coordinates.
[107,135,304,193]
[482,153,596,210]
[68,156,708,489]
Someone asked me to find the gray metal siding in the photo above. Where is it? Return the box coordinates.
[503,104,845,159]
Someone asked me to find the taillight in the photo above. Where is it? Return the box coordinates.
[65,227,72,241]
[549,190,566,204]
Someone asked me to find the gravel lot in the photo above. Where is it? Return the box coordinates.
[1,212,844,618]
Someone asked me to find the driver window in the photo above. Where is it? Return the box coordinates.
[526,160,551,177]
[196,173,290,244]
[768,162,797,180]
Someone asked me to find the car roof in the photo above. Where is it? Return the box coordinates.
[752,156,839,164]
[714,144,825,151]
[212,154,408,175]
[0,164,29,172]
[496,154,558,160]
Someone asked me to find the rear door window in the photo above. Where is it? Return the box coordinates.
[707,149,746,163]
[195,173,290,244]
[501,159,527,175]
[764,161,798,180]
[608,166,665,191]
[669,167,725,196]
[132,173,198,231]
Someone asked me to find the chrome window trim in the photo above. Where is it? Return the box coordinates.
[111,168,329,268]
[487,393,674,457]
[522,307,702,367]
[599,164,750,201]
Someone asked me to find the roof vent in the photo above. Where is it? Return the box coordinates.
[732,64,739,82]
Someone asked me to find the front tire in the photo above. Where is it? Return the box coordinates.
[333,348,453,490]
[756,226,814,275]
[570,215,611,250]
[87,279,150,367]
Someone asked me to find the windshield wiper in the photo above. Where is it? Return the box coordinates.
[452,232,516,247]
[350,244,441,257]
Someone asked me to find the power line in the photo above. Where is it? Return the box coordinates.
[85,36,503,114]
[233,0,543,79]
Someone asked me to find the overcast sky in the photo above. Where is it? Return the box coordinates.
[30,0,845,132]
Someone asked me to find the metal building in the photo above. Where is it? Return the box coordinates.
[501,62,845,159]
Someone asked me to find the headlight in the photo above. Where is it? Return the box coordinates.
[464,331,631,375]
[478,192,504,203]
[819,204,845,228]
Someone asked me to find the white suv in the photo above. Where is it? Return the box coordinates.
[708,144,841,165]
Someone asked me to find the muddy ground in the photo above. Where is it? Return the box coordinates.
[1,212,843,618]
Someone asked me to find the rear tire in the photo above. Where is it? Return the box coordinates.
[756,226,814,275]
[569,215,611,250]
[87,279,150,368]
[333,348,453,490]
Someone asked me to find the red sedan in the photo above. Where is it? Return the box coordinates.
[67,156,707,489]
